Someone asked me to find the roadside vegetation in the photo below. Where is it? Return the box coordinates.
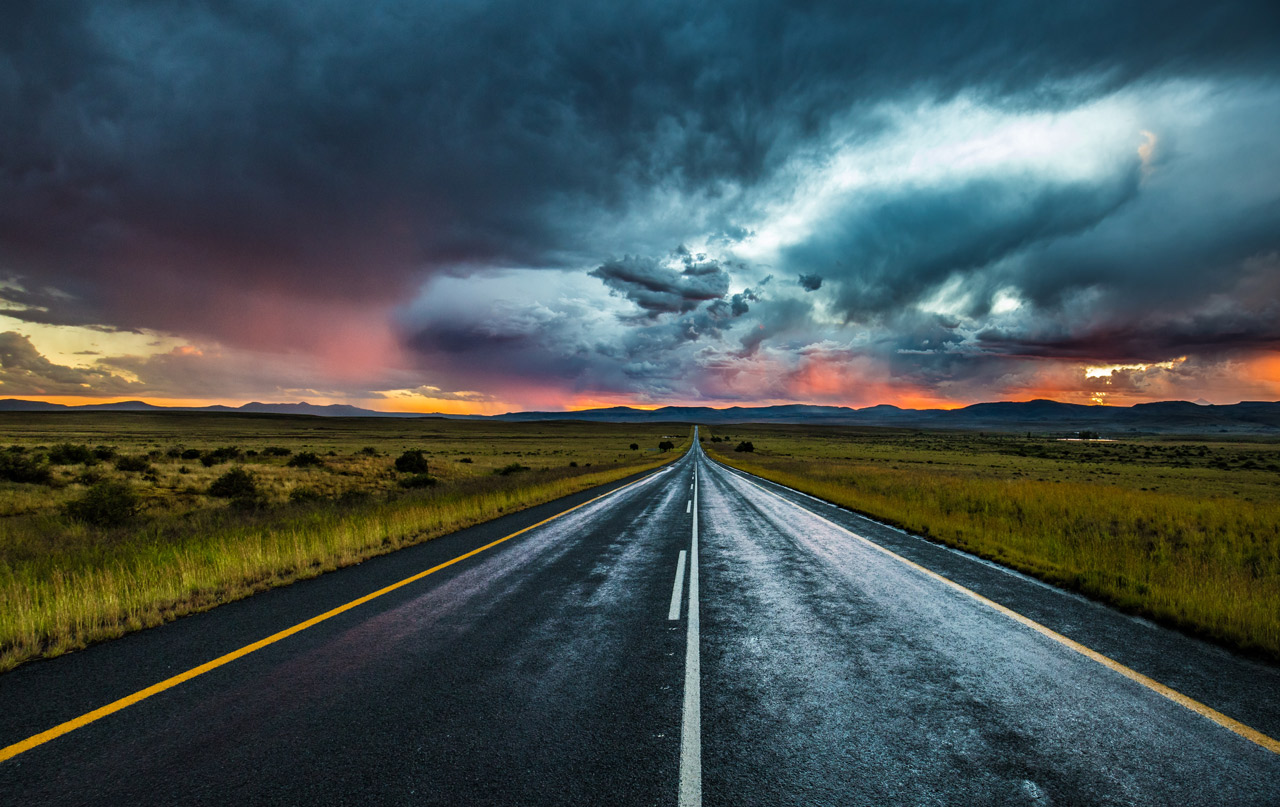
[0,413,690,671]
[705,425,1280,661]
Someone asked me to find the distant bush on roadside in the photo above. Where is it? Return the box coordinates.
[287,452,324,468]
[180,448,202,460]
[288,486,325,503]
[734,441,755,453]
[114,455,154,473]
[658,441,675,452]
[208,467,259,501]
[630,443,639,450]
[494,463,530,476]
[65,481,139,527]
[0,450,52,484]
[94,445,119,461]
[262,446,292,457]
[394,450,429,474]
[398,473,438,489]
[356,446,379,457]
[48,443,95,465]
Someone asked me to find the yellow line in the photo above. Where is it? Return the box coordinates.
[724,465,1280,755]
[0,468,666,764]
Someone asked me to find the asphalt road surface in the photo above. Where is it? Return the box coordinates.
[2,429,1278,805]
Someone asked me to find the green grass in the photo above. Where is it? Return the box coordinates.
[0,413,691,671]
[705,426,1280,660]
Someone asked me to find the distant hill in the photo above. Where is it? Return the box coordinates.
[1,397,1277,434]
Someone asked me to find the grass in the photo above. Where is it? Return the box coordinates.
[0,413,691,671]
[704,425,1280,661]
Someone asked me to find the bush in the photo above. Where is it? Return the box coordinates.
[262,446,292,457]
[494,463,530,476]
[95,445,120,461]
[658,441,675,452]
[0,450,52,484]
[287,452,324,468]
[734,441,755,453]
[398,473,439,489]
[356,446,379,457]
[394,450,430,474]
[208,467,259,499]
[65,481,139,526]
[180,448,203,460]
[48,443,95,465]
[457,457,473,464]
[630,443,639,450]
[289,486,325,503]
[114,455,154,473]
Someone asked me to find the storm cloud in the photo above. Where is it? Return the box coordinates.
[2,1,1279,407]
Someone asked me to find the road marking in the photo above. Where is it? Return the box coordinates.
[686,499,691,514]
[668,550,688,621]
[722,464,1280,756]
[0,468,670,765]
[679,450,702,806]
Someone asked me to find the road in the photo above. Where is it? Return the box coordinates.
[2,429,1278,805]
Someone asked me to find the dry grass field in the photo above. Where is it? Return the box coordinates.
[0,413,690,671]
[705,425,1280,660]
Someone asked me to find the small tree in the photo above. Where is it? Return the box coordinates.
[66,481,139,526]
[734,441,754,453]
[209,467,259,499]
[629,443,639,451]
[0,450,51,484]
[287,451,325,468]
[395,450,430,474]
[48,443,95,465]
[658,441,675,452]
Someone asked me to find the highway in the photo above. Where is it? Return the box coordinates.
[2,429,1278,805]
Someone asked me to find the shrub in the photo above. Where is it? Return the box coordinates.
[494,463,530,476]
[394,450,430,474]
[208,467,259,499]
[180,448,203,460]
[457,457,473,464]
[65,481,139,527]
[734,441,755,453]
[95,445,120,461]
[48,443,95,465]
[0,450,52,484]
[287,452,325,468]
[262,446,292,457]
[658,441,675,452]
[356,446,379,457]
[289,486,325,503]
[398,473,438,488]
[199,453,221,467]
[630,443,639,450]
[114,455,154,473]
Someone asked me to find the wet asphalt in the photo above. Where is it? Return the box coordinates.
[1,435,1277,805]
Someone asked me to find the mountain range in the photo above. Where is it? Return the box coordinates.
[2,398,1278,434]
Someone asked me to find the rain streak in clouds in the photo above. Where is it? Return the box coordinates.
[1,1,1279,410]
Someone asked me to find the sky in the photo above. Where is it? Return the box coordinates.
[2,1,1279,413]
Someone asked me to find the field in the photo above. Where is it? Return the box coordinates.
[0,413,690,671]
[705,425,1280,660]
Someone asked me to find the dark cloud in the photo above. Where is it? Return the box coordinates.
[589,251,731,317]
[798,274,823,292]
[3,1,1278,343]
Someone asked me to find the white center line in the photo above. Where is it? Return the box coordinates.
[668,550,687,621]
[686,499,691,514]
[679,449,702,806]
